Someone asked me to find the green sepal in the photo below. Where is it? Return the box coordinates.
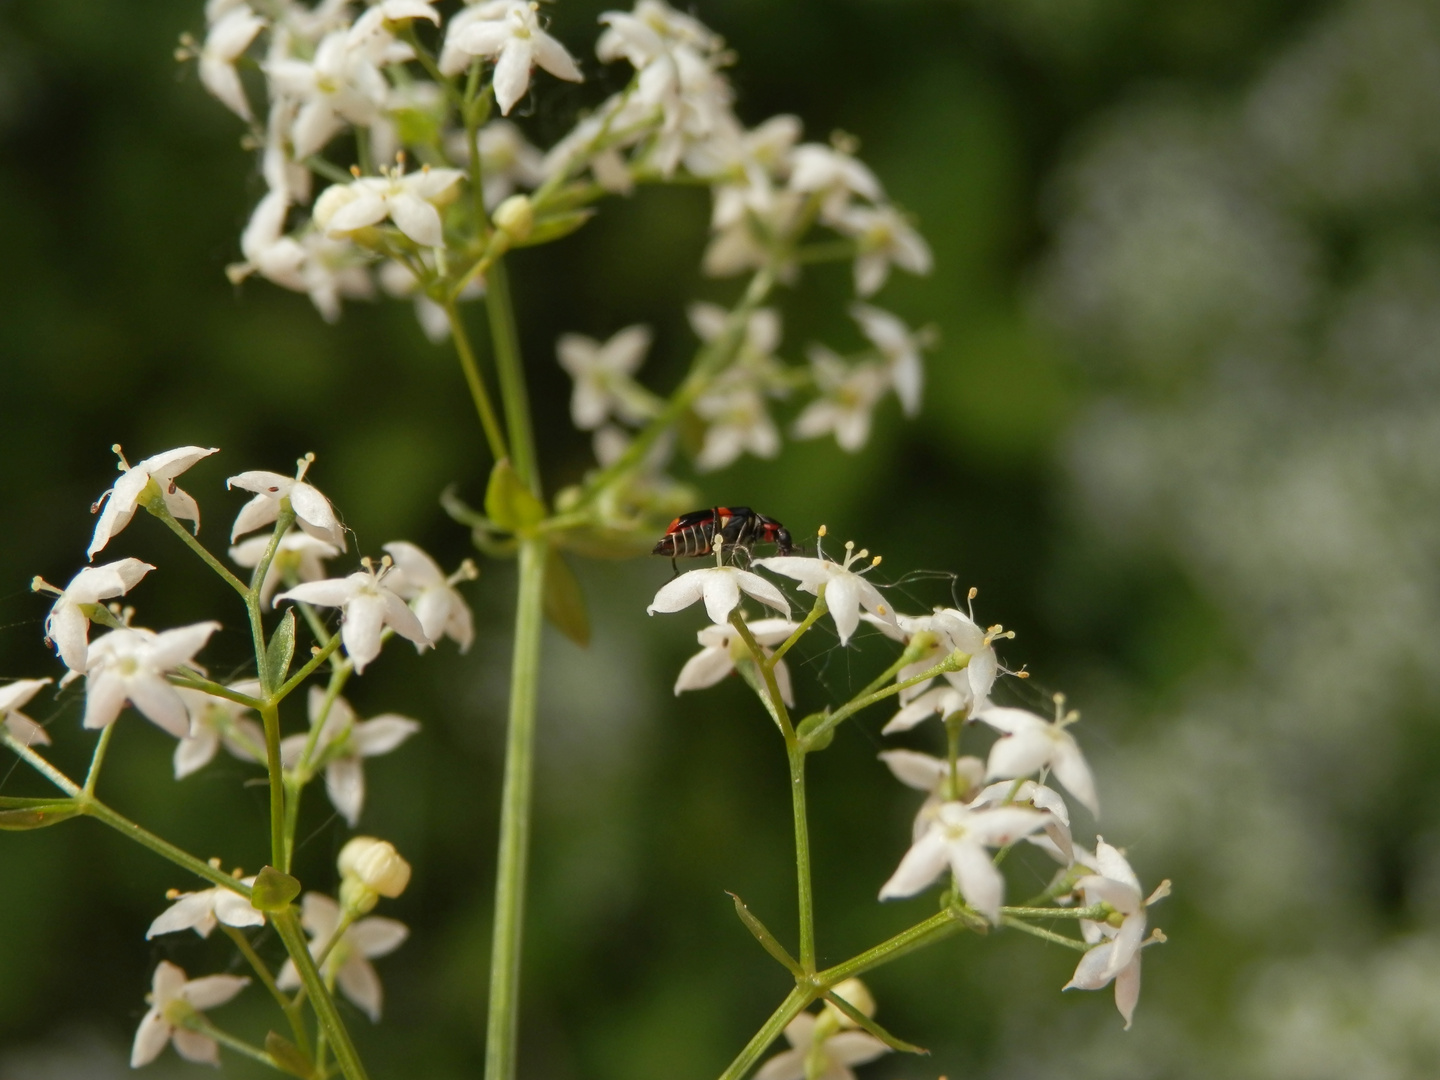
[796,711,834,752]
[543,548,590,646]
[0,797,81,830]
[726,891,802,976]
[265,610,296,688]
[515,209,595,247]
[485,458,547,534]
[251,866,302,911]
[821,990,928,1055]
[265,1031,316,1079]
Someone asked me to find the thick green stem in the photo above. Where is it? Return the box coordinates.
[260,702,288,871]
[788,745,816,974]
[274,908,369,1080]
[716,984,816,1080]
[484,258,539,492]
[485,535,548,1080]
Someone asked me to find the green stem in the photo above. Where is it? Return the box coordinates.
[221,924,314,1057]
[82,723,115,796]
[1000,904,1107,920]
[767,590,828,668]
[274,631,344,701]
[485,535,548,1080]
[84,797,253,895]
[149,498,249,597]
[799,652,967,749]
[166,674,265,711]
[484,258,539,492]
[815,907,972,986]
[788,744,815,974]
[260,702,288,871]
[447,299,509,464]
[2,732,80,795]
[185,1017,279,1069]
[1000,916,1090,951]
[729,612,793,740]
[274,908,369,1080]
[716,984,816,1080]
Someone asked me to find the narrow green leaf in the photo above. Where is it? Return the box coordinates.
[543,548,590,646]
[251,866,301,912]
[727,891,802,976]
[485,458,546,533]
[0,798,80,830]
[265,610,296,687]
[264,1031,316,1079]
[822,991,928,1055]
[440,484,490,529]
[516,209,595,247]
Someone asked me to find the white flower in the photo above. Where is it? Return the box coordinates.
[831,206,932,299]
[228,192,374,321]
[879,800,1047,921]
[674,617,797,705]
[275,562,431,673]
[791,347,889,452]
[596,1,722,67]
[975,702,1099,817]
[382,541,475,651]
[227,467,346,547]
[265,29,390,159]
[146,878,264,939]
[879,748,985,840]
[377,259,459,343]
[0,678,54,746]
[173,683,266,779]
[851,304,927,417]
[971,778,1075,864]
[277,892,408,1022]
[281,688,420,826]
[871,606,999,711]
[314,165,464,248]
[754,541,895,646]
[1063,840,1171,1029]
[788,142,883,216]
[130,960,249,1068]
[647,565,790,624]
[880,682,973,735]
[556,324,656,430]
[754,1009,888,1080]
[88,446,219,560]
[693,384,781,471]
[79,623,222,737]
[40,558,155,672]
[444,119,547,208]
[229,530,342,607]
[199,5,265,120]
[443,1,583,114]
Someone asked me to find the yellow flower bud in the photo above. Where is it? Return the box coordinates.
[338,836,412,903]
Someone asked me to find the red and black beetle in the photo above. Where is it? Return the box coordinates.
[652,507,793,568]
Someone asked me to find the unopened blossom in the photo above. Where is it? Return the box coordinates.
[879,748,985,840]
[146,877,264,939]
[173,683,265,779]
[314,165,464,248]
[976,701,1099,817]
[791,347,889,452]
[879,800,1047,921]
[275,562,431,673]
[130,960,249,1068]
[277,892,408,1022]
[264,29,390,159]
[442,1,583,113]
[88,446,219,560]
[789,142,883,216]
[79,623,222,737]
[40,557,155,672]
[0,679,54,746]
[833,206,933,299]
[198,4,265,121]
[382,541,475,652]
[557,324,657,430]
[851,304,928,417]
[647,563,790,625]
[754,1008,888,1080]
[227,466,345,547]
[229,530,342,606]
[1064,840,1171,1029]
[281,688,420,826]
[338,836,412,914]
[971,778,1075,865]
[674,617,798,705]
[755,540,895,646]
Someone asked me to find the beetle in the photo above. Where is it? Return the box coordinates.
[652,506,793,570]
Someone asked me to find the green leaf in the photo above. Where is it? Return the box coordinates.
[0,797,80,830]
[484,458,546,534]
[515,209,595,247]
[265,610,296,687]
[726,892,802,975]
[264,1031,316,1079]
[542,548,590,646]
[821,991,928,1055]
[250,865,302,912]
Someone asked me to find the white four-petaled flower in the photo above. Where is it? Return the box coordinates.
[556,324,656,431]
[88,446,219,561]
[754,1009,889,1080]
[647,565,790,624]
[975,703,1099,818]
[314,165,464,248]
[382,541,475,652]
[674,617,798,705]
[130,960,249,1068]
[199,4,266,121]
[443,0,583,114]
[41,558,155,672]
[275,563,431,673]
[77,623,222,737]
[277,892,408,1022]
[227,468,346,548]
[173,683,265,779]
[754,541,895,646]
[146,877,264,939]
[0,678,54,746]
[230,530,342,607]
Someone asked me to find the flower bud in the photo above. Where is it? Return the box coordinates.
[312,183,358,232]
[823,977,876,1027]
[492,194,533,243]
[338,837,411,914]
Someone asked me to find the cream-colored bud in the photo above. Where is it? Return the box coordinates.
[823,977,876,1027]
[338,836,412,899]
[312,183,358,232]
[492,194,534,242]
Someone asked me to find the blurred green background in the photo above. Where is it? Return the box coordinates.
[4,0,1440,1077]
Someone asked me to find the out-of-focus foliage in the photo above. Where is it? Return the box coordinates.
[2,0,1437,1078]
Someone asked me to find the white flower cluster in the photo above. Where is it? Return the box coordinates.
[647,535,1169,1030]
